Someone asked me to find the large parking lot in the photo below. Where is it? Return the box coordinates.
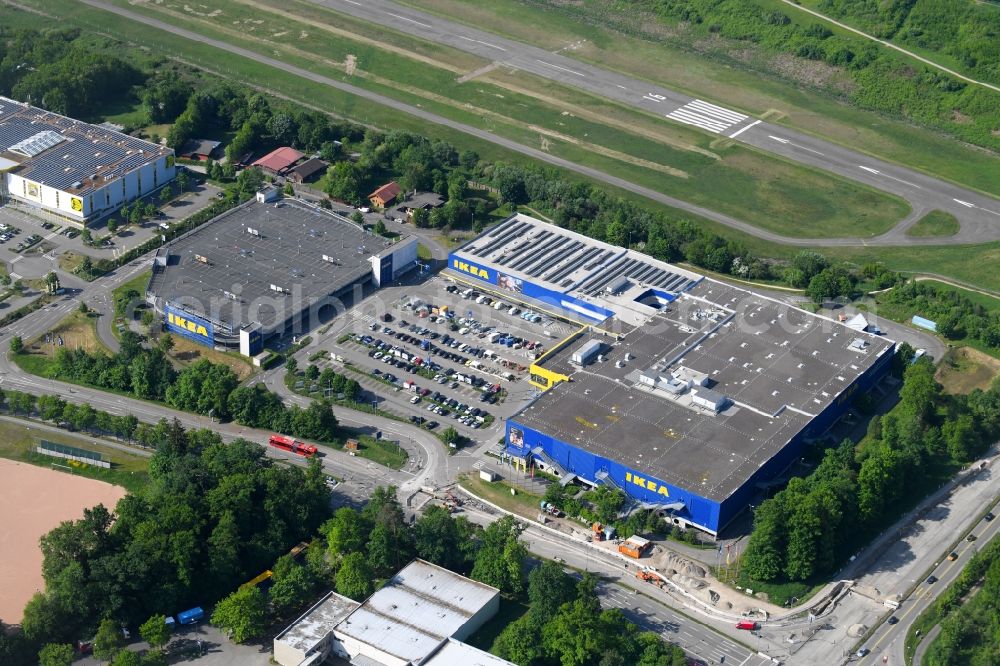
[303,274,579,443]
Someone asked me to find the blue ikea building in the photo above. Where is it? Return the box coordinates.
[449,215,896,534]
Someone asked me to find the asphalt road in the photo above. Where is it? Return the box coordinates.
[459,504,775,666]
[79,0,997,248]
[311,0,1000,246]
[855,469,1000,666]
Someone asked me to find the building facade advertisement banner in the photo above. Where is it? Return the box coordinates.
[165,305,215,347]
[449,255,496,285]
[380,253,394,284]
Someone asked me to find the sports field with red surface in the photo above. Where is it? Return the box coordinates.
[0,459,126,623]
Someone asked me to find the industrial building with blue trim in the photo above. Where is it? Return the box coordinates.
[147,195,417,357]
[447,214,896,535]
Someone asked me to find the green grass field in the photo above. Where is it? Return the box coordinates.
[65,0,910,239]
[0,419,149,492]
[906,210,960,238]
[401,0,1000,198]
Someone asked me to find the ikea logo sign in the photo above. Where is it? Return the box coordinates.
[166,308,213,344]
[625,471,670,497]
[452,258,491,281]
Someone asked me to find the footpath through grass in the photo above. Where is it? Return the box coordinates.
[0,418,150,492]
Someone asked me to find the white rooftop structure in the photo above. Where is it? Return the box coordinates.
[273,592,359,666]
[422,638,516,666]
[273,560,506,666]
[335,559,500,666]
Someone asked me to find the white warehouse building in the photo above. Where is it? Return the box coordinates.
[274,559,508,666]
[0,96,175,224]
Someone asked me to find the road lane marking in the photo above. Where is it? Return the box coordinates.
[385,12,432,29]
[458,35,507,51]
[728,119,761,139]
[535,59,586,76]
[954,199,975,207]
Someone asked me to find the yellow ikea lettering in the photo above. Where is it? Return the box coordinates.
[625,472,670,497]
[451,259,490,280]
[168,312,209,338]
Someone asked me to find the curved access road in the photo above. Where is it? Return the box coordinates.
[79,0,997,248]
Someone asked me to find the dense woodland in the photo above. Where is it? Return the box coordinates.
[742,351,1000,583]
[0,422,331,663]
[816,0,1000,86]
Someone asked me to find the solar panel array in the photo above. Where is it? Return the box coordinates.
[461,214,699,297]
[0,96,169,194]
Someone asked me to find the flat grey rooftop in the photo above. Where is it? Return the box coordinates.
[0,96,169,194]
[274,592,359,655]
[514,278,895,501]
[147,198,397,331]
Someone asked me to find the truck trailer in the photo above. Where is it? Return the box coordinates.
[268,434,318,458]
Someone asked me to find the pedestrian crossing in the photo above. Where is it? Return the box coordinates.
[666,99,747,134]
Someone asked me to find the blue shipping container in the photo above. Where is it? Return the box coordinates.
[177,607,204,625]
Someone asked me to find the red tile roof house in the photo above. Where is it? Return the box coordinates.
[251,147,304,176]
[368,181,401,209]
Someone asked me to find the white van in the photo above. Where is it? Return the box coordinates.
[493,301,506,310]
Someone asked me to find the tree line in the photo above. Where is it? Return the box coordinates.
[4,421,330,664]
[0,27,144,119]
[493,562,688,666]
[30,330,338,442]
[922,538,1000,665]
[742,350,1000,583]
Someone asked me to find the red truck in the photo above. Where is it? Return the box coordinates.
[735,620,759,631]
[269,434,318,458]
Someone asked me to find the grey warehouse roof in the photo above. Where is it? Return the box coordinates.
[516,279,895,502]
[274,591,359,656]
[147,198,401,331]
[0,96,171,194]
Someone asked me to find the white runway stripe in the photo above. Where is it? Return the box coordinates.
[666,99,748,134]
[666,111,728,133]
[688,99,747,122]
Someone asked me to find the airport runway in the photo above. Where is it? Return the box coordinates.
[316,0,1000,245]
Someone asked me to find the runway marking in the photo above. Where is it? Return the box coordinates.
[768,135,790,144]
[858,165,921,188]
[341,0,362,5]
[616,84,628,90]
[954,199,975,208]
[667,99,747,134]
[728,119,761,139]
[458,35,507,51]
[535,59,586,77]
[385,12,432,29]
